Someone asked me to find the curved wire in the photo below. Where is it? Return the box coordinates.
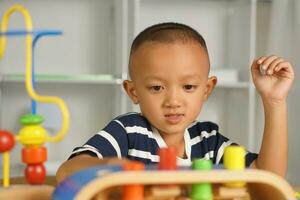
[0,5,69,143]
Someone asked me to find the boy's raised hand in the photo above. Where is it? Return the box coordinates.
[251,55,294,102]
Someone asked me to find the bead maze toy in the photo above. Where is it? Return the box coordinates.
[53,146,297,200]
[0,4,69,190]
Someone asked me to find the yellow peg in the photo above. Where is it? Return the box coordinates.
[224,145,246,187]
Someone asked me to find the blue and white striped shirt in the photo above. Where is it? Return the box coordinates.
[70,112,257,167]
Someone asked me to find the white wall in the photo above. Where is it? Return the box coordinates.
[256,0,300,185]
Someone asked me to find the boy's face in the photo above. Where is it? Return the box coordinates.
[124,42,217,136]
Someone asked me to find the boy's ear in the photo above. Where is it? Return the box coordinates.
[123,80,139,104]
[203,76,217,101]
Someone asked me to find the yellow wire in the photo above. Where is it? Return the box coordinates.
[3,152,9,187]
[0,5,69,143]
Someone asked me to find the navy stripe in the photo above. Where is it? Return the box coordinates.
[190,133,230,163]
[127,133,159,155]
[68,150,98,160]
[191,144,203,159]
[246,152,258,166]
[115,113,152,131]
[187,123,201,139]
[191,143,209,159]
[85,134,117,157]
[188,121,219,139]
[212,134,231,163]
[102,120,128,156]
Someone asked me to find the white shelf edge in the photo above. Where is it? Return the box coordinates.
[0,74,249,88]
[215,81,250,89]
[0,74,123,85]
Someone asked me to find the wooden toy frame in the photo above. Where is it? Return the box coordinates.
[54,168,295,200]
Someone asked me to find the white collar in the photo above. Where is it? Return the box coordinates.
[151,126,191,167]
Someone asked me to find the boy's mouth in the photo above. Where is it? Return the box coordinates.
[164,114,184,124]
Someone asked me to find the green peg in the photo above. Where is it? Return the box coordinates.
[190,159,213,200]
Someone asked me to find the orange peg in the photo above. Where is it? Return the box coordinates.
[22,146,47,164]
[122,161,145,200]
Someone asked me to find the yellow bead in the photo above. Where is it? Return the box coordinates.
[17,125,47,147]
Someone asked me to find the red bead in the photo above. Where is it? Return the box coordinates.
[0,130,15,153]
[25,164,46,185]
[158,147,177,170]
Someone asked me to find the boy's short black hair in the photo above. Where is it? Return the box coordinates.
[128,22,209,78]
[130,22,208,55]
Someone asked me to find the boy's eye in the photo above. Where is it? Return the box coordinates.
[149,85,163,92]
[183,85,197,91]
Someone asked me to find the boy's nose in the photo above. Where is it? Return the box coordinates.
[163,90,182,108]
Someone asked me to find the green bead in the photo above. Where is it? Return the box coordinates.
[19,114,44,125]
[192,159,212,170]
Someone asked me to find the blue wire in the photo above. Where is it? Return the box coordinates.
[0,30,63,114]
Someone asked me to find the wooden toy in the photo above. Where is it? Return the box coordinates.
[53,147,296,200]
[52,164,296,200]
[0,185,54,200]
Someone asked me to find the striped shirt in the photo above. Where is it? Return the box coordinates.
[70,112,257,167]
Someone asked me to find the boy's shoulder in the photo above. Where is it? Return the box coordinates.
[112,112,151,128]
[188,121,219,138]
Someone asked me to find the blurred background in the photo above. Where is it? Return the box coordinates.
[0,0,299,185]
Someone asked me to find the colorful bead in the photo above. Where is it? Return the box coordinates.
[25,164,46,185]
[0,130,15,153]
[19,114,44,125]
[18,125,47,146]
[22,146,47,164]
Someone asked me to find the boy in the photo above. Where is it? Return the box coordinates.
[56,22,294,183]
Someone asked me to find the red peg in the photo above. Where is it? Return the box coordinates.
[25,164,46,184]
[0,130,15,153]
[158,147,177,170]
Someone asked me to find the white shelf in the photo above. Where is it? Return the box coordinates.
[209,68,250,88]
[0,74,123,84]
[1,74,248,88]
[216,81,249,89]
